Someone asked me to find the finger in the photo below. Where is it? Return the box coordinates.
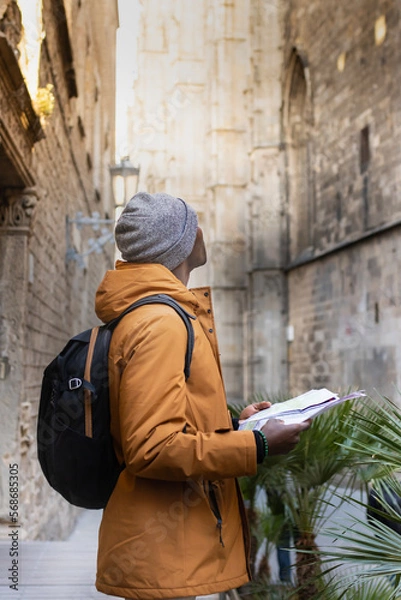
[254,401,271,410]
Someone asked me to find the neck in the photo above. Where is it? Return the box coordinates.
[171,262,190,286]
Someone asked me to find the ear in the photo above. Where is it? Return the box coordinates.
[187,227,207,271]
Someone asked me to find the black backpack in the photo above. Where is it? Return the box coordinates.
[37,294,195,509]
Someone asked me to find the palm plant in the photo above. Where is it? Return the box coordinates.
[323,577,397,600]
[311,392,401,599]
[264,399,367,599]
[233,393,368,599]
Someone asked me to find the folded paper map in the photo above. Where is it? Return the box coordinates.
[238,388,366,430]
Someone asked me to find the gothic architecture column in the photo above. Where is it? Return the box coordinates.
[205,0,251,403]
[244,0,287,399]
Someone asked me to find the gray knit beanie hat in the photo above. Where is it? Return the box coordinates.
[114,192,198,271]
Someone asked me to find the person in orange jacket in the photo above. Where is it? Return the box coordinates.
[95,192,310,600]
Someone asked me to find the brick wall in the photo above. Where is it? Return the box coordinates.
[288,232,401,398]
[0,0,118,540]
[284,0,401,398]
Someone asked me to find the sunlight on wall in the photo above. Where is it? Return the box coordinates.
[116,0,142,161]
[374,15,386,46]
[17,0,43,101]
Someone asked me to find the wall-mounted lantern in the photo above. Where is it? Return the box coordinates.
[109,156,140,215]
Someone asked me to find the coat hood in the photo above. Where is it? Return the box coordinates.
[95,260,199,323]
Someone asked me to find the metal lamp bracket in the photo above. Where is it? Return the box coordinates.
[66,211,115,268]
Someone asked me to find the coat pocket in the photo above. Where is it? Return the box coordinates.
[203,480,225,547]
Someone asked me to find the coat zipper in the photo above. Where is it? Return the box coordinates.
[207,481,225,547]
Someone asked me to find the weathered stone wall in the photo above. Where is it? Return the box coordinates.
[288,232,401,398]
[245,0,288,399]
[128,0,209,263]
[127,0,401,407]
[283,0,401,397]
[129,0,287,403]
[0,0,118,540]
[205,0,251,403]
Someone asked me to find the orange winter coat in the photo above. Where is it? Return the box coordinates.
[95,261,257,600]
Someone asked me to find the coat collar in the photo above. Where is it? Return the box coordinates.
[95,261,203,323]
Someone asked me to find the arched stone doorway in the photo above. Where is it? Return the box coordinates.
[283,49,314,263]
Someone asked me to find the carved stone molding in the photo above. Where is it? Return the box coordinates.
[0,0,22,57]
[0,187,38,232]
[0,32,44,146]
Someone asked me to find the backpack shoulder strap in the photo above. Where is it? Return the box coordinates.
[107,294,195,380]
[83,326,100,438]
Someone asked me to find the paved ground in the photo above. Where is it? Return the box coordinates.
[0,510,219,600]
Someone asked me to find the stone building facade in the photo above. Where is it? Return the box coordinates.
[128,0,287,404]
[0,0,118,539]
[128,0,401,404]
[283,0,401,399]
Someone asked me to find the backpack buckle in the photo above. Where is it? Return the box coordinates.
[68,378,83,390]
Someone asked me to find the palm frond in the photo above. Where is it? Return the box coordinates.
[339,394,401,470]
[317,575,397,600]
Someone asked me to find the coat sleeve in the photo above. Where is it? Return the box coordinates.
[116,307,257,481]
